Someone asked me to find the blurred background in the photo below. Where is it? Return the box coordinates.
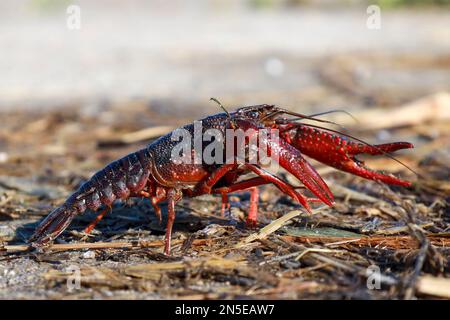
[0,0,449,115]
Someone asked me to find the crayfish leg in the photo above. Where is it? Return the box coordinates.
[187,164,237,197]
[139,188,166,223]
[83,207,110,234]
[246,187,259,228]
[221,193,231,217]
[245,164,313,212]
[212,170,316,224]
[151,199,163,224]
[164,189,182,256]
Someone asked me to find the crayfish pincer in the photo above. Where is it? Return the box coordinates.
[30,104,414,255]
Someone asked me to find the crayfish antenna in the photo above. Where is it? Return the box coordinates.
[210,97,236,129]
[307,109,359,124]
[267,106,344,129]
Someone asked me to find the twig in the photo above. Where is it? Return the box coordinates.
[123,257,247,277]
[404,240,429,299]
[281,234,449,249]
[374,223,434,235]
[400,200,446,299]
[312,252,399,285]
[258,251,300,266]
[1,238,214,254]
[323,238,362,247]
[277,235,399,287]
[416,276,450,299]
[235,207,327,248]
[295,248,345,261]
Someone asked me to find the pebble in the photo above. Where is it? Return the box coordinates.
[0,152,8,163]
[82,251,96,259]
[264,57,285,77]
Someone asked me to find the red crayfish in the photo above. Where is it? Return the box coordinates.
[30,103,413,254]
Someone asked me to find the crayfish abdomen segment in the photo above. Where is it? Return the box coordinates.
[30,148,154,247]
[76,149,151,206]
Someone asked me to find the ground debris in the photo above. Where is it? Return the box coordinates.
[0,91,449,299]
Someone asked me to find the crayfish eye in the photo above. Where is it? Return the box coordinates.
[249,111,259,118]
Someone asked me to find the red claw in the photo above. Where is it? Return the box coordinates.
[287,126,414,187]
[267,136,335,207]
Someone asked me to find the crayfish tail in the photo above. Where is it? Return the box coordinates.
[29,148,154,248]
[29,203,79,248]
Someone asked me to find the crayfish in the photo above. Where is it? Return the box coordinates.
[30,103,413,254]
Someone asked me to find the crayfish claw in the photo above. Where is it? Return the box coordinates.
[288,126,413,187]
[347,142,414,156]
[336,142,413,187]
[341,156,412,187]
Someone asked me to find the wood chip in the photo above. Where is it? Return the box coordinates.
[416,276,450,299]
[236,207,327,248]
